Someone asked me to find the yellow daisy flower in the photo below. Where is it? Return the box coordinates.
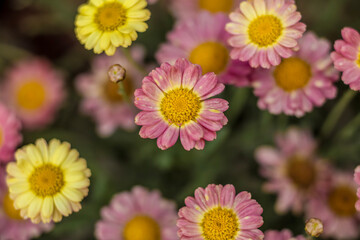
[75,0,151,56]
[6,139,91,224]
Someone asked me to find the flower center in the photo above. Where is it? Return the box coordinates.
[201,207,239,240]
[95,3,127,31]
[29,164,64,197]
[198,0,233,13]
[160,88,201,126]
[328,185,357,217]
[103,78,133,103]
[356,50,360,67]
[248,15,283,47]
[274,57,312,92]
[287,155,316,189]
[3,192,23,220]
[189,42,229,75]
[123,215,161,240]
[16,81,46,110]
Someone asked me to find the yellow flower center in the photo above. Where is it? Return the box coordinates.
[189,42,229,75]
[198,0,233,13]
[287,156,316,189]
[274,57,312,92]
[16,81,46,110]
[3,192,23,220]
[29,164,64,197]
[103,78,133,103]
[160,88,201,126]
[201,207,239,240]
[356,51,360,67]
[123,215,161,240]
[248,15,283,47]
[328,185,357,217]
[95,3,127,31]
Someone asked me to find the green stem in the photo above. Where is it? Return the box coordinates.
[320,90,356,138]
[121,48,148,76]
[117,81,130,103]
[0,42,31,60]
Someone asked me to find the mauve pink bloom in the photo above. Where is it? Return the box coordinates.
[177,184,264,240]
[0,166,53,240]
[252,32,339,117]
[156,11,252,87]
[76,46,145,137]
[0,103,22,163]
[331,27,360,91]
[226,0,306,68]
[1,58,65,129]
[95,186,177,240]
[306,172,360,239]
[264,229,306,240]
[355,166,360,211]
[256,127,331,214]
[170,0,243,19]
[134,58,229,151]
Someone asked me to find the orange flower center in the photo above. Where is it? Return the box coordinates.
[123,215,161,240]
[198,0,234,13]
[287,155,316,189]
[95,3,127,31]
[16,81,46,110]
[248,15,283,47]
[29,164,64,197]
[328,185,357,217]
[3,192,23,220]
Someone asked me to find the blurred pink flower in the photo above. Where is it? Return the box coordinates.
[252,32,339,117]
[2,58,65,129]
[0,103,22,163]
[156,11,252,87]
[264,229,306,240]
[355,166,360,211]
[0,166,53,240]
[134,58,229,150]
[170,0,243,19]
[95,186,177,240]
[76,47,145,137]
[331,27,360,90]
[255,127,331,214]
[177,184,264,240]
[306,172,360,239]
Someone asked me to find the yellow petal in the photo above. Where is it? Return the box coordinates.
[110,31,124,47]
[50,142,70,166]
[62,187,84,202]
[27,197,43,219]
[41,196,54,222]
[54,194,71,216]
[100,32,111,51]
[85,31,102,50]
[36,138,49,163]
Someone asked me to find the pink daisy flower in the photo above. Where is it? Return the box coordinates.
[306,171,360,239]
[170,0,243,19]
[2,58,65,129]
[226,0,306,68]
[354,166,360,211]
[76,46,145,137]
[252,32,339,117]
[134,58,229,151]
[331,27,360,90]
[264,229,306,240]
[156,11,252,87]
[255,127,331,214]
[95,186,177,240]
[0,166,53,240]
[0,103,22,163]
[177,184,264,240]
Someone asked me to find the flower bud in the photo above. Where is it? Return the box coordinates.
[108,64,126,83]
[305,218,323,238]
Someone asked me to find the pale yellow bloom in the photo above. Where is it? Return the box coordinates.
[6,139,91,223]
[75,0,151,56]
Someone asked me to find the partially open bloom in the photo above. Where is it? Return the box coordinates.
[76,47,145,136]
[306,172,360,239]
[355,166,360,211]
[6,139,91,223]
[331,27,360,90]
[264,229,305,240]
[95,186,177,240]
[170,0,242,19]
[226,0,306,68]
[156,12,252,87]
[252,32,338,117]
[177,184,264,240]
[2,58,65,129]
[305,218,323,238]
[75,0,151,55]
[0,166,53,240]
[134,58,229,151]
[0,103,22,163]
[256,127,331,214]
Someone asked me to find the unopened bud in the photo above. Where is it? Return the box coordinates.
[305,218,323,238]
[108,64,126,83]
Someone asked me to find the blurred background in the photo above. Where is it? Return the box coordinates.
[1,0,360,239]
